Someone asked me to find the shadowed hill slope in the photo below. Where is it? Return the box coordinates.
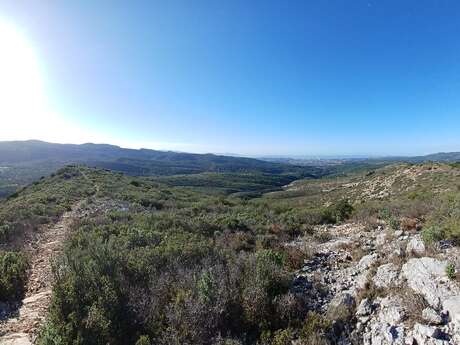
[0,140,313,176]
[0,140,322,197]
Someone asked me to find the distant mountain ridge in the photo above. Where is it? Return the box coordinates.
[1,140,459,199]
[0,140,318,177]
[407,152,460,162]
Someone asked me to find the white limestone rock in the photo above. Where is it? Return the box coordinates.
[401,257,460,309]
[422,307,443,325]
[357,298,373,316]
[442,295,460,325]
[365,323,405,345]
[407,236,426,256]
[359,253,379,270]
[373,263,400,289]
[412,323,450,345]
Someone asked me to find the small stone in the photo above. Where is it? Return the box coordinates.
[358,315,371,324]
[356,298,373,316]
[422,307,442,325]
[376,233,386,246]
[393,246,405,258]
[407,236,426,256]
[404,335,415,345]
[358,253,378,270]
[381,305,405,324]
[373,263,400,288]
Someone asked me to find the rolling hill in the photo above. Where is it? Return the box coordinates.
[0,140,316,175]
[0,140,321,197]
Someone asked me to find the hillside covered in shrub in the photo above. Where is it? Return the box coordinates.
[1,163,460,344]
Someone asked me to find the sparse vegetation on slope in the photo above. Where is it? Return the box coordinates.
[0,166,95,246]
[1,162,460,344]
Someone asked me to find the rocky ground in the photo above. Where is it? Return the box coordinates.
[291,222,460,345]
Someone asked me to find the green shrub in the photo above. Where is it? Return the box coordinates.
[321,200,354,224]
[314,231,333,243]
[421,226,442,244]
[135,336,151,345]
[37,322,64,345]
[256,249,284,268]
[300,312,331,345]
[271,328,294,345]
[424,192,460,243]
[0,223,12,241]
[197,271,215,302]
[130,180,141,187]
[446,263,456,280]
[388,217,400,230]
[379,208,400,230]
[0,251,28,301]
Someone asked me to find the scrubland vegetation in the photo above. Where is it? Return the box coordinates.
[1,162,460,344]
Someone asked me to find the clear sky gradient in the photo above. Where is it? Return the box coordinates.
[1,1,460,156]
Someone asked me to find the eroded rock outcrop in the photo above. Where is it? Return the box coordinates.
[292,222,460,345]
[401,257,460,309]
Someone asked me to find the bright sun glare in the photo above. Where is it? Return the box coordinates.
[0,20,63,141]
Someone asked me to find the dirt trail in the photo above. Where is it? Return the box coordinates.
[0,204,82,345]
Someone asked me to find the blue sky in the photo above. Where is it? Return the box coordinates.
[1,0,460,156]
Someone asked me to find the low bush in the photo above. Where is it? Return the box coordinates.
[420,192,460,243]
[421,225,442,244]
[446,263,457,280]
[0,251,28,301]
[40,210,306,345]
[378,208,400,230]
[299,312,331,345]
[321,200,354,224]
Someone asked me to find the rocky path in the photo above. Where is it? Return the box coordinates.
[0,204,82,345]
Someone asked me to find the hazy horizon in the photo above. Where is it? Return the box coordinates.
[1,1,460,156]
[1,138,458,160]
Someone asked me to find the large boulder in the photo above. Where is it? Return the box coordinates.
[401,258,460,309]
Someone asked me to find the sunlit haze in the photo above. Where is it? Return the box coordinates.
[0,20,53,140]
[1,1,460,156]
